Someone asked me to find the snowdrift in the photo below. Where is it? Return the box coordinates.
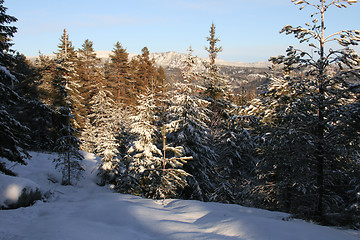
[0,174,41,209]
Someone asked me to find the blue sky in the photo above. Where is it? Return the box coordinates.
[5,0,360,62]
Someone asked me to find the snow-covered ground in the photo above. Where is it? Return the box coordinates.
[1,152,359,240]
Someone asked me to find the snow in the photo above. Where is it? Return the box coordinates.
[0,65,17,83]
[0,151,359,240]
[0,175,40,208]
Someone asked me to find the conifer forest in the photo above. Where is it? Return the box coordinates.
[1,0,359,229]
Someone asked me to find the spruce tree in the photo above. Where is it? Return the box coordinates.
[0,0,30,175]
[167,48,216,201]
[202,22,231,147]
[117,87,190,199]
[88,81,121,184]
[203,22,229,103]
[211,108,257,204]
[53,114,84,185]
[157,124,192,199]
[10,53,54,151]
[203,23,250,203]
[119,89,162,196]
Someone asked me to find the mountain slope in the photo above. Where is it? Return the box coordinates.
[0,152,359,240]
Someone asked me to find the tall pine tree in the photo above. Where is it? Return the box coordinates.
[77,39,101,128]
[105,42,131,105]
[52,29,84,185]
[246,0,360,226]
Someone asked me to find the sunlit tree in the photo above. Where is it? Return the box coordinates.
[247,0,360,225]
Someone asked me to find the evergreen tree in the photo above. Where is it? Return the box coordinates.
[105,42,131,105]
[167,48,216,201]
[88,81,121,184]
[52,29,84,185]
[202,22,231,148]
[157,66,167,99]
[36,53,57,106]
[79,117,95,153]
[210,108,257,204]
[10,53,54,151]
[132,47,159,95]
[157,124,192,199]
[53,111,84,185]
[0,0,30,175]
[118,89,161,196]
[54,29,84,131]
[203,22,229,103]
[118,88,191,199]
[244,76,319,213]
[246,0,360,226]
[77,39,101,126]
[202,23,251,203]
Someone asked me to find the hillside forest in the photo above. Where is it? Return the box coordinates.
[1,0,359,228]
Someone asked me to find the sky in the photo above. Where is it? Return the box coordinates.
[5,0,360,62]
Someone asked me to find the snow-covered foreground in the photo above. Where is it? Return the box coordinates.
[1,152,359,240]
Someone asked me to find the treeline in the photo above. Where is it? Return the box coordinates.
[36,31,167,133]
[1,0,359,228]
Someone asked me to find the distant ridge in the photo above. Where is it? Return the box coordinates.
[27,51,271,69]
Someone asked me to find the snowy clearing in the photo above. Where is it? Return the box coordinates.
[0,152,359,240]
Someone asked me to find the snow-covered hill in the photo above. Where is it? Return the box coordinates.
[1,152,359,240]
[149,51,270,69]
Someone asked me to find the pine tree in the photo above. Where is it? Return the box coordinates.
[105,42,131,105]
[0,0,30,175]
[36,53,57,106]
[77,39,101,127]
[132,47,159,95]
[247,0,360,226]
